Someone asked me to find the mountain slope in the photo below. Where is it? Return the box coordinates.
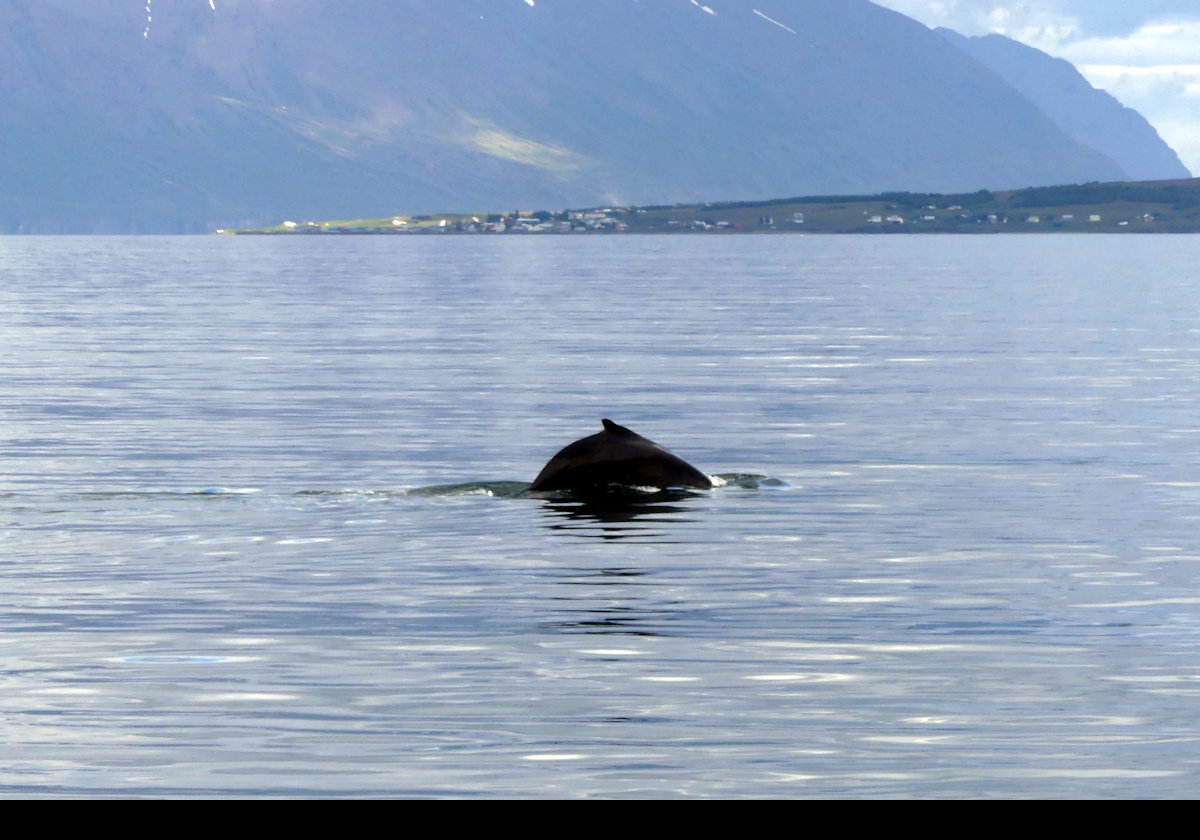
[0,0,1155,232]
[938,28,1190,182]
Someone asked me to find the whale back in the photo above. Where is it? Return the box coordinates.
[530,419,712,492]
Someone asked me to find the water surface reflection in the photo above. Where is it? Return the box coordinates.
[538,489,704,540]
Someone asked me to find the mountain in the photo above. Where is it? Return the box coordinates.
[938,28,1190,182]
[0,0,1172,232]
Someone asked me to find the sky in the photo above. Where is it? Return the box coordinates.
[872,0,1200,175]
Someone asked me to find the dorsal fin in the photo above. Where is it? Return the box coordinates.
[601,418,636,436]
[530,419,712,491]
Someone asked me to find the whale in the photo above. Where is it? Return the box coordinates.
[530,419,713,493]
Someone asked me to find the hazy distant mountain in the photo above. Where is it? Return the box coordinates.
[0,0,1171,232]
[938,28,1190,182]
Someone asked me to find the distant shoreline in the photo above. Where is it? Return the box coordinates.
[224,177,1200,236]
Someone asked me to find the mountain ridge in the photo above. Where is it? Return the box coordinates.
[937,27,1189,183]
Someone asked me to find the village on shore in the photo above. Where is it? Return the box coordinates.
[224,178,1200,235]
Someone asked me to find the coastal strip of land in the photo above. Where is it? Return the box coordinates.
[224,178,1200,235]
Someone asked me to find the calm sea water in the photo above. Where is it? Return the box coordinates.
[4,233,1200,797]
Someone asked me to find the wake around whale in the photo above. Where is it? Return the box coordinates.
[529,419,713,493]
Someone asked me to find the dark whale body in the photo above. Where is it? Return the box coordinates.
[530,419,713,492]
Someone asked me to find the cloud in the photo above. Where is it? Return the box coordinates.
[873,0,1082,43]
[872,1,1194,39]
[1057,20,1200,66]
